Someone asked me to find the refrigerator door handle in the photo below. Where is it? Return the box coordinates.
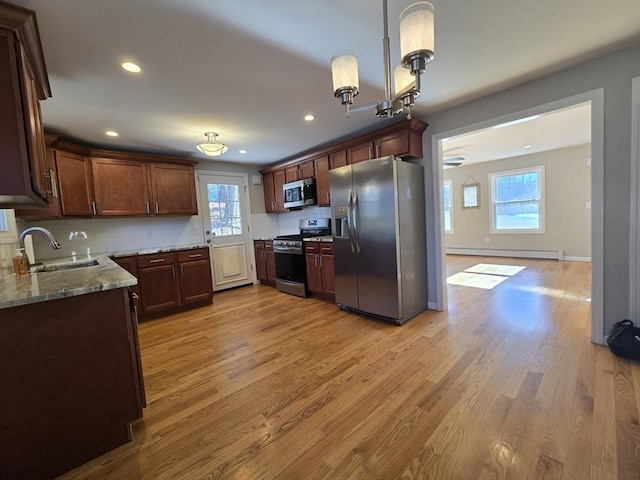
[352,189,360,253]
[347,188,356,253]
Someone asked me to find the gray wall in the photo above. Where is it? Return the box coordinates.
[418,43,640,335]
[444,144,591,259]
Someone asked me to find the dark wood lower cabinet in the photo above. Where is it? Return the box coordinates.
[305,241,334,298]
[114,247,213,319]
[0,288,143,480]
[254,240,276,286]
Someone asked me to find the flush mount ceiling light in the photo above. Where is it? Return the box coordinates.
[196,132,228,157]
[331,0,434,119]
[121,62,141,73]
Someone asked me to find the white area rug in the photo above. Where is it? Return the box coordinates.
[463,263,525,277]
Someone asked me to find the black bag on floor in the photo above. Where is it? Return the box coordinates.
[606,320,640,361]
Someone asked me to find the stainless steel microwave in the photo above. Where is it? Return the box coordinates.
[283,177,317,209]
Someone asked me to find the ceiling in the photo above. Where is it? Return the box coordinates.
[12,0,640,167]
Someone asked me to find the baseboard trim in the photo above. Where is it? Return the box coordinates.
[564,256,592,262]
[446,247,565,260]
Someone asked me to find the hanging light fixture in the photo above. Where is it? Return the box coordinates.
[196,132,228,157]
[331,0,434,119]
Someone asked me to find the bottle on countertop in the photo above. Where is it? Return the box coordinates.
[12,248,29,275]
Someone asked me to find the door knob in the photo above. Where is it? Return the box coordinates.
[206,230,211,235]
[206,239,211,244]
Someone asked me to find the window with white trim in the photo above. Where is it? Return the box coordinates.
[490,166,545,233]
[443,179,453,233]
[0,209,18,245]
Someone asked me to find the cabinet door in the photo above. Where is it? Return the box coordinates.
[91,158,150,216]
[263,173,276,213]
[299,161,315,179]
[347,142,373,164]
[56,150,94,216]
[330,150,347,169]
[179,258,214,304]
[321,254,335,295]
[265,241,276,282]
[314,155,330,206]
[285,166,299,183]
[112,255,141,312]
[138,264,179,314]
[149,163,197,215]
[254,243,267,282]
[306,253,322,294]
[375,130,409,158]
[273,170,286,212]
[15,147,62,219]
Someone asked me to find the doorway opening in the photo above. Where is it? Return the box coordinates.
[431,90,604,343]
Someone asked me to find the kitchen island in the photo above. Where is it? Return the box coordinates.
[0,256,145,479]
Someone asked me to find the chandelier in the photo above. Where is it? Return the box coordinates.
[196,132,228,157]
[331,0,434,119]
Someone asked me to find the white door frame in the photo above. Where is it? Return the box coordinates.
[430,89,605,344]
[630,77,640,323]
[195,170,257,286]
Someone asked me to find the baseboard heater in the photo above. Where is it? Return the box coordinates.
[446,247,564,260]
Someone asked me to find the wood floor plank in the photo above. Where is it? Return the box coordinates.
[52,256,640,480]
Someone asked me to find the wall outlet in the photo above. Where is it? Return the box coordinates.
[485,237,490,243]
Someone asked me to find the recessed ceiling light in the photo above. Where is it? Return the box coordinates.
[239,149,247,154]
[304,114,315,121]
[121,62,141,73]
[523,145,532,149]
[105,131,119,137]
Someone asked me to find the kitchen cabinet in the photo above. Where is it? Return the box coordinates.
[347,141,374,164]
[263,170,287,213]
[150,163,198,215]
[56,149,94,216]
[112,255,142,312]
[314,155,331,206]
[91,157,150,216]
[137,252,180,314]
[305,241,334,297]
[254,240,276,286]
[285,160,314,183]
[375,128,423,159]
[0,3,51,207]
[330,150,347,169]
[177,248,213,304]
[0,287,143,479]
[124,247,213,318]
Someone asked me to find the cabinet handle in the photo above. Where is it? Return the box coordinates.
[146,202,150,214]
[180,264,184,276]
[188,254,202,258]
[326,192,330,203]
[48,169,58,198]
[91,201,97,216]
[155,201,159,214]
[320,256,323,267]
[149,258,165,263]
[368,146,372,160]
[172,265,175,278]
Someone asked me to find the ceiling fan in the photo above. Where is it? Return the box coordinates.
[443,156,464,167]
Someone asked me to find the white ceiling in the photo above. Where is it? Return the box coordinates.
[12,0,640,167]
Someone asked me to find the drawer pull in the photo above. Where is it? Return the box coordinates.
[149,259,165,263]
[188,254,202,258]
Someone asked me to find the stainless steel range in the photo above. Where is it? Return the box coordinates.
[273,218,331,297]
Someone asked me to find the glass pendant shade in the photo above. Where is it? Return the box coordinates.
[394,64,414,95]
[196,132,228,157]
[331,53,359,92]
[399,2,435,61]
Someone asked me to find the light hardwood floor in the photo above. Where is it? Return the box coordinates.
[58,256,640,480]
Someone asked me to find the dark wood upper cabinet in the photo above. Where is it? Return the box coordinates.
[329,150,347,170]
[273,169,286,212]
[56,150,94,216]
[347,141,374,164]
[314,155,330,206]
[0,3,51,207]
[149,163,197,215]
[91,157,150,216]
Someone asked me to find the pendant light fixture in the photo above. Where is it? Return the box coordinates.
[331,0,434,119]
[196,132,228,157]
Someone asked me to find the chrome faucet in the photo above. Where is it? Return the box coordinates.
[19,227,62,251]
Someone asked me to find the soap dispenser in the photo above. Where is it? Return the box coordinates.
[12,248,28,274]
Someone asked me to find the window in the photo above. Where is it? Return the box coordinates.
[490,166,545,233]
[0,209,18,244]
[206,183,243,237]
[443,179,453,233]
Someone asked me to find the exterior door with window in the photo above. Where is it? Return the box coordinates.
[198,174,253,291]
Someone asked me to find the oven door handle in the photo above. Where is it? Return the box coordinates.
[274,246,302,254]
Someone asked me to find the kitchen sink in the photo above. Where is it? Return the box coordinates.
[35,259,99,272]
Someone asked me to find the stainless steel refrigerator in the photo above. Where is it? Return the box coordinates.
[329,156,427,324]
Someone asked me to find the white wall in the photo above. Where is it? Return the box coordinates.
[418,43,640,336]
[444,144,591,259]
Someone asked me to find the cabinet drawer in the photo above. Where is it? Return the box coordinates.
[138,252,175,268]
[254,240,264,249]
[264,241,274,251]
[177,248,209,263]
[319,243,334,255]
[305,242,319,253]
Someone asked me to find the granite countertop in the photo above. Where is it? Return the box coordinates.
[110,244,207,258]
[0,255,137,310]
